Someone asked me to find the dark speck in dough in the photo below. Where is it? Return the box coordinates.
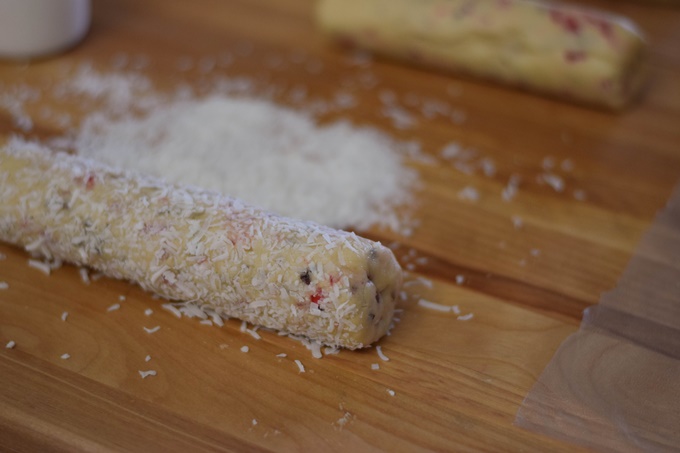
[300,268,312,285]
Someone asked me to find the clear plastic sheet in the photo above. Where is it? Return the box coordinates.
[516,185,680,452]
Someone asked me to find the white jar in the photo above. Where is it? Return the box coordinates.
[0,0,91,60]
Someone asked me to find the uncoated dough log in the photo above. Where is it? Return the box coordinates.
[317,0,647,109]
[0,142,402,349]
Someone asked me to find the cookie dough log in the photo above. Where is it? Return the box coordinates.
[317,0,647,109]
[0,143,402,349]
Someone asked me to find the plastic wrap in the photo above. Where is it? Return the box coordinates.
[516,185,680,452]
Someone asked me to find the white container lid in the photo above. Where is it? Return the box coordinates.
[0,0,92,60]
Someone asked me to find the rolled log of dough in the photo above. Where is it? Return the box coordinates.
[317,0,647,109]
[0,142,402,349]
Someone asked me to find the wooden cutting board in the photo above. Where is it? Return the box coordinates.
[1,0,679,451]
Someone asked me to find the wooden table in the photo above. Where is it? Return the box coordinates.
[1,0,679,451]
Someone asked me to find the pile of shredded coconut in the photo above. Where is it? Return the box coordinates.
[71,94,418,232]
[1,64,415,235]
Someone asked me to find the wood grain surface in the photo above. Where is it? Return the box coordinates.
[1,0,679,451]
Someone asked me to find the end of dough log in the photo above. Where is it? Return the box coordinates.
[0,142,403,349]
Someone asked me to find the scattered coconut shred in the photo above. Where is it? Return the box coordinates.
[56,66,420,234]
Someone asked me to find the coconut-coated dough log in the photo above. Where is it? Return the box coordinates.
[317,0,647,109]
[0,143,402,349]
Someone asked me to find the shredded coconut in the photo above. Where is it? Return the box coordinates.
[6,340,16,349]
[246,329,261,340]
[241,346,249,353]
[144,308,153,316]
[4,63,421,235]
[511,215,524,229]
[61,353,70,360]
[371,363,380,370]
[458,313,474,321]
[457,186,480,202]
[502,174,522,202]
[61,311,69,321]
[144,326,161,334]
[294,337,323,359]
[541,173,565,192]
[376,345,390,362]
[138,370,157,379]
[387,389,396,397]
[573,189,587,201]
[107,303,121,312]
[294,359,305,373]
[72,88,419,234]
[28,259,51,275]
[60,64,155,114]
[161,304,181,318]
[323,346,340,356]
[145,355,151,362]
[404,276,433,288]
[417,299,454,313]
[334,411,354,429]
[0,282,8,290]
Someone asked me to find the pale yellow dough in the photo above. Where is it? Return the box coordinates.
[0,143,403,349]
[317,0,647,109]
